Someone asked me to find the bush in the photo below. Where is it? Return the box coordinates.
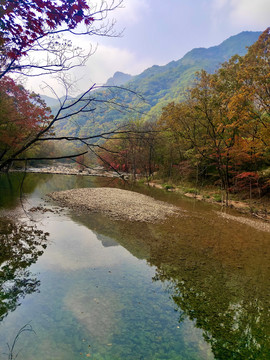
[185,188,198,194]
[163,184,174,190]
[213,194,222,202]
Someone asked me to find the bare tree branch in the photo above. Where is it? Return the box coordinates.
[0,1,124,79]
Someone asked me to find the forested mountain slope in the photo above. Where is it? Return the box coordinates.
[49,31,261,138]
[126,31,261,116]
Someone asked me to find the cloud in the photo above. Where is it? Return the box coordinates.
[212,0,229,11]
[114,0,149,25]
[29,43,153,96]
[77,43,152,87]
[26,0,152,96]
[211,0,270,29]
[84,44,146,82]
[229,0,270,28]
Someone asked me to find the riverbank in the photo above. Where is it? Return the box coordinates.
[7,165,269,222]
[148,181,270,222]
[48,184,270,233]
[48,187,182,223]
[9,164,124,178]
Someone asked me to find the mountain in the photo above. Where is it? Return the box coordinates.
[52,31,261,138]
[105,71,133,86]
[40,95,75,112]
[124,31,261,116]
[40,95,60,109]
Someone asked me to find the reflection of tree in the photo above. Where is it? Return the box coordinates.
[0,173,54,208]
[0,217,49,322]
[151,246,270,360]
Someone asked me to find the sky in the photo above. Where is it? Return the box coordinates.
[27,0,270,96]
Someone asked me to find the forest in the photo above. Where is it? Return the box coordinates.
[0,3,269,203]
[98,29,270,201]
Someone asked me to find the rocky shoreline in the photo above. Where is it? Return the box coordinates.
[10,165,125,178]
[6,165,269,227]
[48,187,182,223]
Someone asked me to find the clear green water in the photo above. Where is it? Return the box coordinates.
[0,173,270,359]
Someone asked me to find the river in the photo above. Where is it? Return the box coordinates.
[0,173,269,359]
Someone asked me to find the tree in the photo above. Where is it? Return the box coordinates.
[157,101,200,180]
[0,0,122,78]
[97,120,159,179]
[0,82,143,171]
[156,29,270,196]
[0,76,53,169]
[158,71,237,193]
[0,0,136,172]
[0,217,48,322]
[214,28,270,192]
[229,28,270,162]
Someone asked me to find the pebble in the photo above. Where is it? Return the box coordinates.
[48,187,182,223]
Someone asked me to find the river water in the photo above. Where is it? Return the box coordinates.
[0,173,269,360]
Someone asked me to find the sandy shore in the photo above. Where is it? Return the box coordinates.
[48,187,182,223]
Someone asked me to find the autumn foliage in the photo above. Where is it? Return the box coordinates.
[97,121,158,178]
[0,0,123,170]
[100,29,270,197]
[0,0,96,169]
[0,0,93,61]
[155,28,270,196]
[0,76,53,165]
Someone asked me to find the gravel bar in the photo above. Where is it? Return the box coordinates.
[217,211,270,233]
[48,187,181,223]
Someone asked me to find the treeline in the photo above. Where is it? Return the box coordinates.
[98,29,270,198]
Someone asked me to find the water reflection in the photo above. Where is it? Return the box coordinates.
[148,221,270,360]
[70,192,270,359]
[0,217,49,322]
[96,233,119,248]
[0,172,98,209]
[0,173,269,359]
[0,173,34,208]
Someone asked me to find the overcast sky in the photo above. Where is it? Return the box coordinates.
[29,0,269,96]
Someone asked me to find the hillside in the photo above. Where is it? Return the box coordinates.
[48,31,261,138]
[105,71,133,86]
[125,31,261,116]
